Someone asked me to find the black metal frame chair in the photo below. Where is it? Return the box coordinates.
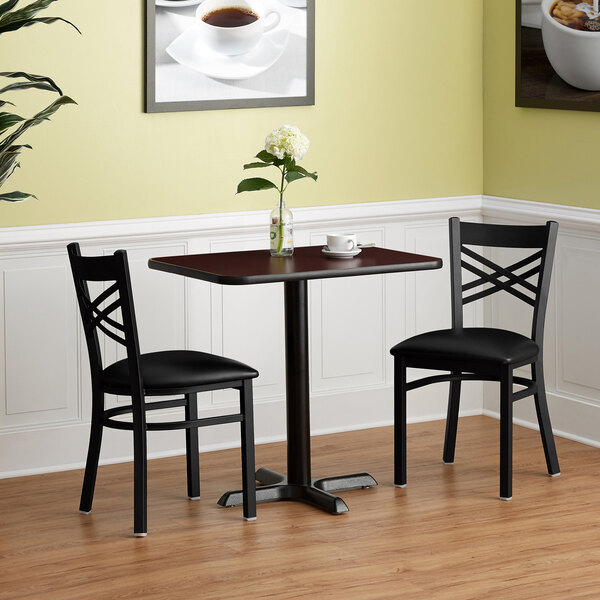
[68,243,258,536]
[390,218,560,500]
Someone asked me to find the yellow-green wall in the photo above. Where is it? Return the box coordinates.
[0,0,483,227]
[483,0,600,208]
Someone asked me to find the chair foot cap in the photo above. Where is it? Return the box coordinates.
[550,472,561,478]
[244,517,257,522]
[188,496,201,500]
[394,484,407,488]
[499,496,512,501]
[79,510,91,515]
[443,461,454,465]
[134,532,148,537]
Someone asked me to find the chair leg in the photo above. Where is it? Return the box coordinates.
[532,362,560,476]
[185,393,200,499]
[240,380,256,521]
[79,391,104,514]
[132,406,148,537]
[499,366,513,501]
[394,358,407,487]
[443,374,462,464]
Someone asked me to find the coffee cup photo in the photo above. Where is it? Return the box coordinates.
[196,0,281,56]
[326,234,358,253]
[541,0,600,90]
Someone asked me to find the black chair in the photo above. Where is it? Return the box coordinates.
[390,218,560,500]
[68,243,258,536]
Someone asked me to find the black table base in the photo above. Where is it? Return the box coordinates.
[218,280,377,515]
[218,468,377,514]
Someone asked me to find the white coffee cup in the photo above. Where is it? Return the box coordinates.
[541,0,600,90]
[327,233,357,253]
[196,0,280,56]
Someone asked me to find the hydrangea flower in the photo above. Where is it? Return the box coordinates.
[265,125,310,161]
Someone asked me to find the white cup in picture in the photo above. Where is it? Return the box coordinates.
[541,0,600,90]
[326,233,357,253]
[196,0,281,56]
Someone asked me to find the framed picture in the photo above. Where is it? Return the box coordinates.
[516,0,600,112]
[145,0,315,113]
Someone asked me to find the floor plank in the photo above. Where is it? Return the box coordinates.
[1,416,599,599]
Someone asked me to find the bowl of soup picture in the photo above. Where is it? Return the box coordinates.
[542,0,600,90]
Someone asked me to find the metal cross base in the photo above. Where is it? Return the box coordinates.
[218,468,377,515]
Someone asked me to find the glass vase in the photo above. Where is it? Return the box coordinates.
[270,201,293,257]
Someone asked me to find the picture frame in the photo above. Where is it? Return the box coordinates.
[516,0,600,112]
[145,0,315,113]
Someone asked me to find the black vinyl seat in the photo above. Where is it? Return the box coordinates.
[392,328,539,366]
[391,218,560,501]
[68,243,258,537]
[101,350,259,395]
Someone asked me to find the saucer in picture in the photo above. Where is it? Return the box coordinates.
[322,247,362,259]
[167,26,289,80]
[156,0,204,7]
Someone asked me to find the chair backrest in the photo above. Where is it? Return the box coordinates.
[67,243,143,395]
[449,217,558,345]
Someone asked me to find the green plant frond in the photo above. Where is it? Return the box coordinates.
[0,15,80,34]
[0,71,62,94]
[0,111,24,134]
[0,94,75,152]
[0,99,15,108]
[285,171,305,184]
[0,150,20,186]
[0,0,19,18]
[0,190,36,202]
[0,80,61,95]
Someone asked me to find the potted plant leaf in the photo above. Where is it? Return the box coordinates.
[0,0,79,204]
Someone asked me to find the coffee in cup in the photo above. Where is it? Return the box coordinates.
[196,0,281,56]
[326,233,357,253]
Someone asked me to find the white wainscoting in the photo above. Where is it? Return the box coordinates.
[482,196,600,449]
[2,195,599,478]
[0,197,483,477]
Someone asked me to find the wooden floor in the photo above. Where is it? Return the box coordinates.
[1,415,600,599]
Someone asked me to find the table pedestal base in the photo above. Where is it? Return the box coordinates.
[217,467,377,515]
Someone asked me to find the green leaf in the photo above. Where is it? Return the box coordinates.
[0,99,15,108]
[243,161,272,170]
[0,191,36,202]
[285,171,305,183]
[0,95,76,152]
[237,178,278,194]
[255,150,277,163]
[287,165,318,181]
[0,80,60,94]
[0,111,24,134]
[0,15,80,34]
[0,150,20,186]
[0,0,19,18]
[0,71,62,95]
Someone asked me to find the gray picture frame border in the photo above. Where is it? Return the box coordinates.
[145,0,315,113]
[515,0,600,113]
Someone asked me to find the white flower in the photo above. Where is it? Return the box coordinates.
[265,125,310,162]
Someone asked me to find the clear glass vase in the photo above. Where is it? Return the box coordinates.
[270,201,293,257]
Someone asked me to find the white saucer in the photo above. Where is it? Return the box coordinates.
[322,247,362,259]
[156,0,204,7]
[167,25,289,80]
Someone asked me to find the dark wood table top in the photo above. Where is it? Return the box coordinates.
[148,245,442,285]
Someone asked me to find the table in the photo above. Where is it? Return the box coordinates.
[149,245,442,514]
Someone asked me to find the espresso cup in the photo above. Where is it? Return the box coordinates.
[327,233,357,253]
[196,0,281,56]
[541,0,600,90]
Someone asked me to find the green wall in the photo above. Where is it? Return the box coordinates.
[0,0,483,228]
[483,0,600,208]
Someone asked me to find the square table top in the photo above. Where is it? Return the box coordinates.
[148,246,442,285]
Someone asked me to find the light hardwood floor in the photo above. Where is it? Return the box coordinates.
[1,415,599,599]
